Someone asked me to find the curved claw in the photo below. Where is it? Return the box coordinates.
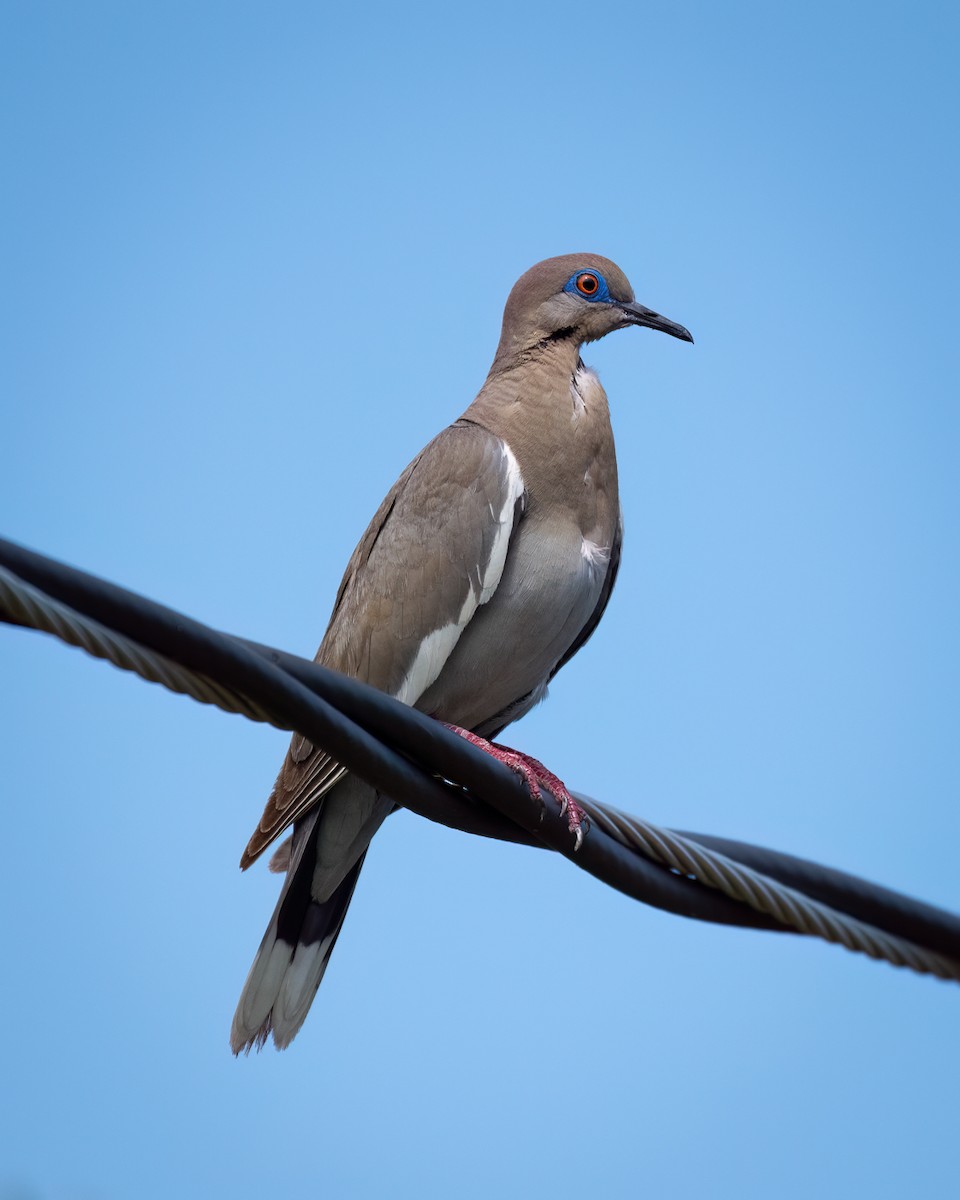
[442,723,589,851]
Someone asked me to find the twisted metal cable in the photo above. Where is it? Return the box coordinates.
[0,565,279,726]
[577,799,960,981]
[2,561,959,984]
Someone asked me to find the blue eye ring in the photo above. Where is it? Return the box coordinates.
[563,270,612,303]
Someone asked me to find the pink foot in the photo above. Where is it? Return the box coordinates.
[443,724,589,850]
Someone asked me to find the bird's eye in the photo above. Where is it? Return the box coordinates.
[563,268,610,303]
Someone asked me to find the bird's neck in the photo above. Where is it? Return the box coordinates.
[462,336,617,510]
[486,328,583,381]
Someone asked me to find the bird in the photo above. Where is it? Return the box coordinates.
[230,253,692,1053]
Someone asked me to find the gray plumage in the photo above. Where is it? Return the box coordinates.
[231,253,692,1053]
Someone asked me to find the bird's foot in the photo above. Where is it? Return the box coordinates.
[442,724,588,850]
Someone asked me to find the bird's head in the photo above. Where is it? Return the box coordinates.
[493,253,693,367]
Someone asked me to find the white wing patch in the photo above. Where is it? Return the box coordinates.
[395,440,525,706]
[479,441,524,603]
[395,606,469,706]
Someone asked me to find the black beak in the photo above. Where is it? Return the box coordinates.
[617,300,694,343]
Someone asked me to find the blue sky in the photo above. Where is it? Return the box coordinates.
[1,3,958,1197]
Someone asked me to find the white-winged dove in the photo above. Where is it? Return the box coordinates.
[230,254,692,1053]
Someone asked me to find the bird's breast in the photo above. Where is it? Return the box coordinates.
[417,490,617,734]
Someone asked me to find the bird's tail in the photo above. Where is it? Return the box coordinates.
[230,817,366,1054]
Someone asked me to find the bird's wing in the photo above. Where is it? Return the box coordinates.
[240,420,525,868]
